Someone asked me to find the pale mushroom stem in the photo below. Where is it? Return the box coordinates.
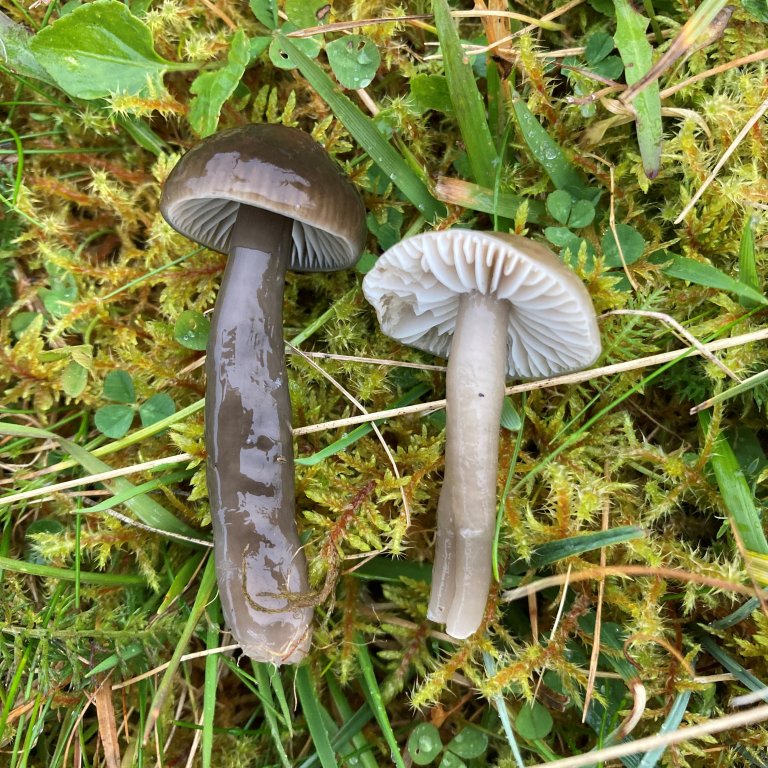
[206,204,312,664]
[437,291,510,640]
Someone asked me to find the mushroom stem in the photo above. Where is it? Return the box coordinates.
[206,204,312,664]
[439,291,510,639]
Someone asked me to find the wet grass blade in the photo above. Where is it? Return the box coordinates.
[700,411,768,556]
[613,0,663,178]
[296,383,430,466]
[296,665,339,768]
[202,600,221,768]
[525,525,645,570]
[0,555,145,586]
[277,34,445,222]
[432,0,497,187]
[142,555,217,744]
[509,92,586,195]
[253,663,292,768]
[0,421,199,538]
[355,632,406,768]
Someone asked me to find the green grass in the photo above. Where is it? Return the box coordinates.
[1,0,768,765]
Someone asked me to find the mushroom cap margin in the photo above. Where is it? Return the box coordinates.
[362,230,602,379]
[160,124,367,272]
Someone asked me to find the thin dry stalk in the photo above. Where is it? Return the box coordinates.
[502,565,759,602]
[0,453,192,506]
[288,341,412,527]
[527,702,768,768]
[675,92,768,223]
[293,328,768,436]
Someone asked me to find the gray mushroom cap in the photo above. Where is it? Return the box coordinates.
[363,230,602,378]
[160,123,367,271]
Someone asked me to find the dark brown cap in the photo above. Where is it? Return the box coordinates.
[160,124,366,271]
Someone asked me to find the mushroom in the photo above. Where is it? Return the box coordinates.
[161,124,366,663]
[362,230,601,639]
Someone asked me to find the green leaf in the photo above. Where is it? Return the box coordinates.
[546,190,572,225]
[524,525,645,570]
[188,30,250,137]
[0,12,55,82]
[0,554,145,586]
[500,397,522,431]
[296,665,339,768]
[613,0,663,178]
[103,370,136,403]
[29,0,184,100]
[326,35,380,89]
[446,727,488,759]
[662,253,767,305]
[61,361,88,398]
[514,701,553,740]
[174,310,211,350]
[277,34,445,221]
[0,421,199,537]
[700,411,768,556]
[285,0,329,27]
[438,753,465,768]
[250,0,277,29]
[410,74,452,115]
[584,31,614,65]
[269,25,322,70]
[139,393,176,428]
[601,223,645,267]
[433,0,498,188]
[407,723,443,765]
[95,404,135,439]
[569,199,596,228]
[742,0,768,22]
[11,312,42,338]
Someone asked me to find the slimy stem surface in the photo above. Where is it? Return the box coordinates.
[206,205,312,664]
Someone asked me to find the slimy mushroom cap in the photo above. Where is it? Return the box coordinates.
[362,230,602,378]
[160,123,366,271]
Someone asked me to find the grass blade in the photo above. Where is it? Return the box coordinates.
[296,664,339,768]
[636,690,692,768]
[509,92,587,195]
[277,34,445,222]
[700,411,768,557]
[738,215,761,308]
[435,176,544,222]
[0,421,199,538]
[432,0,497,187]
[296,383,430,466]
[253,663,292,768]
[355,632,406,768]
[613,0,663,178]
[0,555,145,586]
[524,525,645,570]
[202,600,221,768]
[662,254,767,306]
[142,555,217,744]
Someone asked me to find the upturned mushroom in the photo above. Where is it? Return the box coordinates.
[363,230,601,639]
[161,124,366,663]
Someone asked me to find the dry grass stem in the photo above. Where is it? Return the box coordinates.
[527,702,768,768]
[675,92,768,223]
[293,328,768,435]
[502,566,759,602]
[0,453,193,506]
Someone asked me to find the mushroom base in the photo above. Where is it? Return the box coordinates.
[427,290,510,639]
[206,205,312,664]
